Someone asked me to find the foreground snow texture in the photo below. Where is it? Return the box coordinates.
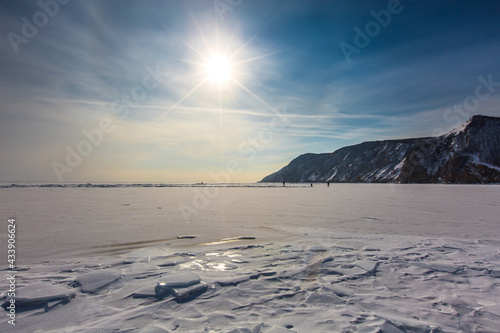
[1,185,500,332]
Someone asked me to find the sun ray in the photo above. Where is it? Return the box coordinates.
[223,26,239,59]
[231,78,282,116]
[233,49,286,66]
[228,33,259,61]
[155,77,208,122]
[225,83,239,107]
[173,32,209,61]
[192,18,214,59]
[133,77,209,137]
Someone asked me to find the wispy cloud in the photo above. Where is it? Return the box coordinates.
[1,1,499,182]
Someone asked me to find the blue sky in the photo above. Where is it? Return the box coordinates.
[1,0,499,182]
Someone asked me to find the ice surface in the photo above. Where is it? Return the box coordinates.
[1,185,500,332]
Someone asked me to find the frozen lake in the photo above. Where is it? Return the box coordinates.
[1,184,500,332]
[2,184,499,266]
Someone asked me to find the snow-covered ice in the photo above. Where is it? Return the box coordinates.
[1,184,500,332]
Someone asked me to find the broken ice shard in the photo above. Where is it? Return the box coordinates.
[2,282,75,311]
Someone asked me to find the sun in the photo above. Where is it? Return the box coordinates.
[205,54,232,84]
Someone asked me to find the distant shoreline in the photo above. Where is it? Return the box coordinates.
[1,182,498,189]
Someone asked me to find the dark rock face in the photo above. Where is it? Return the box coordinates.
[261,115,500,184]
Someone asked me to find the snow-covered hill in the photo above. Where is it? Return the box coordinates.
[261,115,500,184]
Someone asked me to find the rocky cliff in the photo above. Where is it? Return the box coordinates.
[261,115,500,184]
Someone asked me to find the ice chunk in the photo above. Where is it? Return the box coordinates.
[172,282,208,302]
[231,258,249,264]
[76,271,122,293]
[207,261,239,271]
[322,256,334,263]
[140,325,170,333]
[415,263,460,273]
[490,269,500,278]
[132,286,157,298]
[228,323,264,333]
[355,260,379,273]
[380,320,405,333]
[155,271,201,297]
[45,299,69,312]
[2,282,75,311]
[305,291,344,305]
[309,245,328,252]
[157,260,179,267]
[483,304,500,316]
[267,327,297,333]
[228,322,264,333]
[157,271,201,288]
[252,323,264,333]
[216,275,251,287]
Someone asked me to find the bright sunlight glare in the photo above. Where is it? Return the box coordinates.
[205,54,232,84]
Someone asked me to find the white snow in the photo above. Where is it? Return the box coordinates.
[1,184,500,332]
[469,154,500,172]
